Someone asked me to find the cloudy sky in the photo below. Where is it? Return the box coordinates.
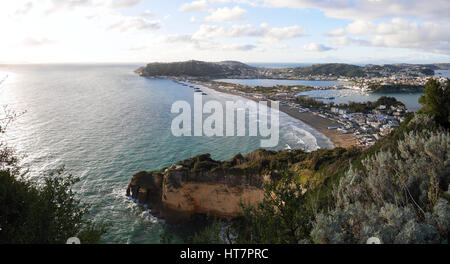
[1,0,449,64]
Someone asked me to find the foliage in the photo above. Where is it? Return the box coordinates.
[311,200,449,244]
[419,78,450,129]
[296,96,325,108]
[311,130,449,243]
[369,83,424,93]
[233,171,314,244]
[139,60,255,78]
[338,96,404,113]
[188,217,231,244]
[0,167,108,244]
[0,109,107,244]
[294,63,365,77]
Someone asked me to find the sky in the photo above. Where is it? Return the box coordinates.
[1,0,449,64]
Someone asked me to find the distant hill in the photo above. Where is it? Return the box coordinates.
[423,63,450,70]
[292,63,365,77]
[136,60,443,79]
[136,60,259,78]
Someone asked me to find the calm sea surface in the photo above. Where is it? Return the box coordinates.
[435,70,450,78]
[0,64,333,243]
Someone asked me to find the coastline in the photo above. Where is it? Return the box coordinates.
[279,106,357,148]
[190,80,357,149]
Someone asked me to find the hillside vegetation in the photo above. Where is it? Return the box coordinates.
[293,63,365,77]
[0,111,107,244]
[136,60,257,78]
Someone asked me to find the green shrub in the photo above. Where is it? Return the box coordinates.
[311,130,449,244]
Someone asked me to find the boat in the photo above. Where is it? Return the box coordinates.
[285,144,292,151]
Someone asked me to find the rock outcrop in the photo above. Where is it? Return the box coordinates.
[126,151,278,223]
[126,147,360,223]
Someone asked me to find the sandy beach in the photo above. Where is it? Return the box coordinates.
[198,82,357,149]
[279,106,357,148]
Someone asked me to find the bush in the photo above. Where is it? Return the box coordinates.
[419,78,450,129]
[0,167,108,244]
[0,109,107,244]
[311,129,449,244]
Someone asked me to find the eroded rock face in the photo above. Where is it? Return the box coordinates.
[126,151,277,223]
[127,167,268,223]
[126,170,164,216]
[126,148,362,224]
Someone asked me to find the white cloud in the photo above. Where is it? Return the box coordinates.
[303,43,333,52]
[328,18,450,54]
[165,34,197,43]
[0,0,166,63]
[223,43,257,51]
[192,23,305,43]
[15,1,33,16]
[204,6,247,22]
[3,0,449,63]
[22,37,55,47]
[220,0,450,54]
[111,0,144,9]
[179,0,209,12]
[140,10,153,17]
[192,24,258,39]
[254,0,450,22]
[108,17,161,32]
[259,23,305,43]
[162,33,259,52]
[329,36,369,46]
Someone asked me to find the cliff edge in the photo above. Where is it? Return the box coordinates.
[126,148,359,223]
[126,150,276,223]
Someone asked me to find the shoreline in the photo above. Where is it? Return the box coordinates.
[190,80,357,149]
[279,106,357,149]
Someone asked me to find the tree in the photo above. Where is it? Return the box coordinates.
[186,171,316,244]
[419,78,450,129]
[0,167,107,244]
[0,109,107,244]
[233,171,314,244]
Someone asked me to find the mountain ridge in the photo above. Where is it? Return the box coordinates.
[136,60,446,79]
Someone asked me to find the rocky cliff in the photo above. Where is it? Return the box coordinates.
[126,148,360,223]
[126,151,278,223]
